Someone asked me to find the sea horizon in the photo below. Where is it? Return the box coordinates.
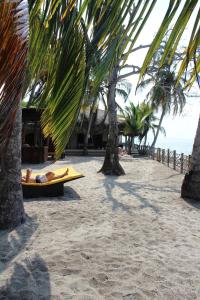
[153,136,194,155]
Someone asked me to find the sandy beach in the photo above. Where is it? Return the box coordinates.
[0,156,200,299]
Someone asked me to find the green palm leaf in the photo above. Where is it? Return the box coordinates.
[0,0,29,148]
[139,0,200,88]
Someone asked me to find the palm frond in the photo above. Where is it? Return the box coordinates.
[0,0,29,148]
[41,19,86,159]
[139,0,200,89]
[116,80,132,101]
[24,0,159,158]
[93,0,158,91]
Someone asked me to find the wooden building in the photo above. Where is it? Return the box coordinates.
[67,108,124,149]
[22,108,124,162]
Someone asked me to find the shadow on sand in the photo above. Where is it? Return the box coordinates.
[99,174,182,215]
[23,186,81,202]
[0,255,51,299]
[182,197,200,209]
[101,177,161,215]
[0,216,51,299]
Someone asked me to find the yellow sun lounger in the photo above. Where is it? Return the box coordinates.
[22,167,84,198]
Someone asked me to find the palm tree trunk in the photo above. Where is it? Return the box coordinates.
[151,109,165,147]
[83,96,96,154]
[99,65,125,175]
[181,116,200,200]
[127,136,133,155]
[143,134,147,146]
[0,105,25,229]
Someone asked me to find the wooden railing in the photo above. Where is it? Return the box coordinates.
[133,144,191,174]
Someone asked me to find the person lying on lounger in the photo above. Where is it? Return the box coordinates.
[22,168,69,183]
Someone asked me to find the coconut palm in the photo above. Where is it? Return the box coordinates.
[181,118,200,200]
[140,0,200,200]
[121,102,155,154]
[83,79,131,153]
[140,61,186,147]
[0,0,87,228]
[138,101,166,146]
[0,0,29,228]
[99,1,158,175]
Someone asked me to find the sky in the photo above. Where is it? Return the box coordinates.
[115,0,200,152]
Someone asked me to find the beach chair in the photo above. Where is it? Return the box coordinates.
[22,167,84,198]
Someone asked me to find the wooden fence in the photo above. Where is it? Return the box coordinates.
[133,144,191,174]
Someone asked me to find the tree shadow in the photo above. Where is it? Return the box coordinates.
[103,176,160,214]
[99,176,181,215]
[100,177,132,213]
[0,217,51,299]
[0,216,38,274]
[151,172,182,181]
[0,255,51,299]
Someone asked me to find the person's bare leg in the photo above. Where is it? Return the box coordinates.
[25,168,32,183]
[51,168,69,181]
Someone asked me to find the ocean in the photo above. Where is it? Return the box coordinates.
[153,137,194,155]
[123,136,194,155]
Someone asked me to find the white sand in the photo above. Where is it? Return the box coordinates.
[1,156,200,299]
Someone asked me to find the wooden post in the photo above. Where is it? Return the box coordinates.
[153,147,155,160]
[158,148,161,162]
[151,147,154,160]
[173,150,176,170]
[180,153,184,173]
[162,149,165,164]
[167,149,170,166]
[148,146,150,155]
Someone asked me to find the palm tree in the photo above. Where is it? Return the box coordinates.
[83,79,131,153]
[99,1,158,175]
[140,0,200,200]
[181,118,200,200]
[138,102,166,146]
[141,61,186,147]
[121,102,154,154]
[138,40,187,147]
[0,0,29,228]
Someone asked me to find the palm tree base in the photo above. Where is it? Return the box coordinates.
[181,170,200,201]
[0,179,25,229]
[99,163,125,175]
[98,148,125,176]
[0,106,25,229]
